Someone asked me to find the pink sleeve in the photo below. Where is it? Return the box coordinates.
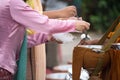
[27,33,49,48]
[10,0,75,34]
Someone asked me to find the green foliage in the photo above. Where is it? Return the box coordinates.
[81,0,120,33]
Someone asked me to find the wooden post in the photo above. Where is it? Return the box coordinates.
[27,0,46,80]
[33,44,46,80]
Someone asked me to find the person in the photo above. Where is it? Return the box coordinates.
[0,0,90,79]
[42,0,82,73]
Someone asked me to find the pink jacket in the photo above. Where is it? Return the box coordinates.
[0,0,75,74]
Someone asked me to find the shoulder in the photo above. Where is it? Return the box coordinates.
[9,0,29,8]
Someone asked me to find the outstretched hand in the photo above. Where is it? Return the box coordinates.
[58,6,77,18]
[75,20,90,32]
[78,39,99,45]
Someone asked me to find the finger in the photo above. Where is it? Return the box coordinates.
[70,11,76,17]
[70,6,77,16]
[78,17,82,20]
[72,9,77,16]
[79,25,86,32]
[69,5,76,9]
[81,21,90,30]
[85,22,90,30]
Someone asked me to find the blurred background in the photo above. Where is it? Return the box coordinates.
[43,0,120,33]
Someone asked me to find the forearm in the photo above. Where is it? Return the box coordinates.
[10,0,76,34]
[27,33,51,48]
[43,10,60,19]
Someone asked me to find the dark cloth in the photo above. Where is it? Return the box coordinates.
[0,68,13,80]
[72,46,120,80]
[101,49,120,80]
[72,47,103,80]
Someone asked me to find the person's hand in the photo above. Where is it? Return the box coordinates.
[78,39,99,45]
[47,35,63,44]
[58,6,77,18]
[50,36,63,44]
[43,6,77,19]
[75,20,90,32]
